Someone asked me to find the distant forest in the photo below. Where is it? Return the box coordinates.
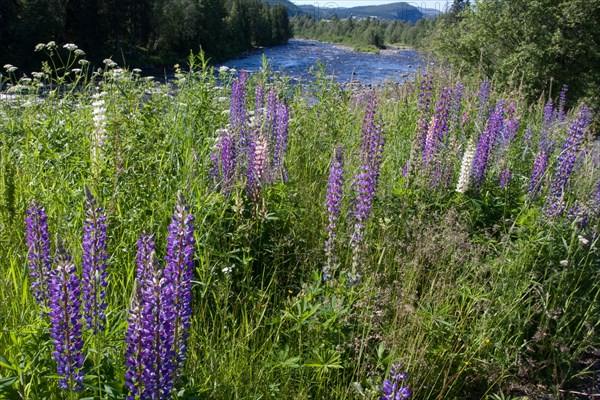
[0,0,291,68]
[291,15,434,51]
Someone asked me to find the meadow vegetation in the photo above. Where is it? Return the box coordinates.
[0,44,599,399]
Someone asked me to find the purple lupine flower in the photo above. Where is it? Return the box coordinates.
[381,362,411,400]
[423,86,452,187]
[230,72,248,134]
[567,202,589,229]
[528,104,557,199]
[557,84,568,122]
[161,193,196,392]
[542,101,554,133]
[351,95,385,283]
[495,102,519,190]
[544,107,592,217]
[219,129,237,193]
[476,80,491,125]
[230,72,248,158]
[81,188,108,332]
[404,73,432,184]
[272,99,290,182]
[451,82,465,130]
[25,201,53,309]
[350,166,372,284]
[124,234,155,399]
[500,102,520,146]
[524,126,533,147]
[140,252,166,400]
[528,151,549,198]
[499,167,511,189]
[323,146,344,281]
[48,243,85,392]
[471,100,505,188]
[360,93,385,188]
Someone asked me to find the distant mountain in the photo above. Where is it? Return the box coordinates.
[263,0,304,16]
[263,0,437,22]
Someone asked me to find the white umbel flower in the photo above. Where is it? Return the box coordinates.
[456,140,476,194]
[63,43,78,51]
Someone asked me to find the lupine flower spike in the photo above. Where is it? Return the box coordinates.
[380,362,411,400]
[351,93,384,284]
[323,146,344,281]
[124,234,156,399]
[456,140,476,194]
[49,240,85,392]
[25,201,53,309]
[544,107,592,217]
[161,192,196,392]
[471,100,505,189]
[91,92,107,176]
[140,251,166,399]
[81,187,108,332]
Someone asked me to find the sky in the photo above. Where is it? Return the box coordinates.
[290,0,450,11]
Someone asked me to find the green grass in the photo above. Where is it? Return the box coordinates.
[0,49,598,399]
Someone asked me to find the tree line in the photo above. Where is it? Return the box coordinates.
[0,0,291,69]
[432,0,600,108]
[291,15,434,51]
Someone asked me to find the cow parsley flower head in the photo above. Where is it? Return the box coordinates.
[63,43,78,52]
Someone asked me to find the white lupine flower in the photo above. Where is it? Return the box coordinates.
[91,93,108,173]
[63,43,78,51]
[456,140,476,194]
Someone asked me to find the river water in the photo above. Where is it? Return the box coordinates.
[217,39,425,85]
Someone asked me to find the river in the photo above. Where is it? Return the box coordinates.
[217,39,425,85]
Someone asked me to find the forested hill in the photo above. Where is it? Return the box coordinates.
[0,0,291,69]
[296,2,425,23]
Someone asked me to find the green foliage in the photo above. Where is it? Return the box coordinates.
[431,0,600,108]
[0,0,292,69]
